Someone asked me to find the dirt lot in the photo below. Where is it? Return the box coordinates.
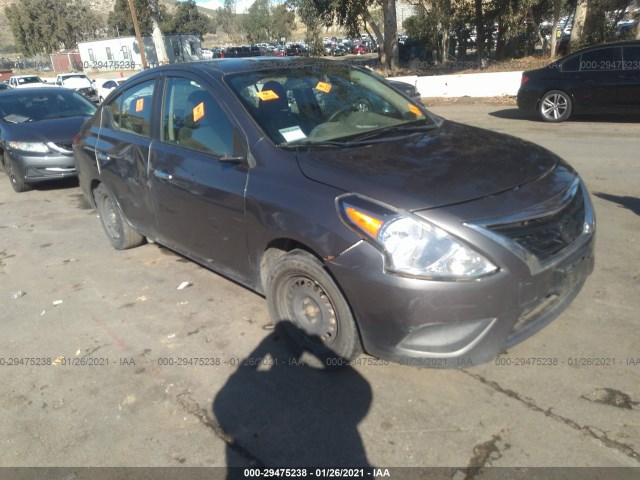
[0,104,638,479]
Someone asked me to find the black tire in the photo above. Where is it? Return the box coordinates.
[266,249,362,368]
[5,154,33,193]
[538,90,572,122]
[93,183,145,250]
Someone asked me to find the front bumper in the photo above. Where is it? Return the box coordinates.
[328,178,595,368]
[7,150,76,184]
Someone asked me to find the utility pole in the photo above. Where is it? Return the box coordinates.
[127,0,148,69]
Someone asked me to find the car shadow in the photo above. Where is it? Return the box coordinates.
[594,192,640,217]
[33,177,79,191]
[488,108,536,121]
[489,108,640,124]
[212,321,372,476]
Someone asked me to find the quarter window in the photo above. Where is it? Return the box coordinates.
[622,46,640,70]
[561,55,579,72]
[580,47,622,71]
[161,77,233,156]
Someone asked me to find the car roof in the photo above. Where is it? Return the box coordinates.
[571,39,640,55]
[131,57,344,78]
[0,87,76,96]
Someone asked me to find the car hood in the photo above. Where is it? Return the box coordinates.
[62,77,92,89]
[15,83,49,88]
[5,116,89,143]
[295,121,561,211]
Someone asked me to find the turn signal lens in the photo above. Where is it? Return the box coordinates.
[345,207,384,238]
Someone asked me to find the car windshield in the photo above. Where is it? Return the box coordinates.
[0,90,97,123]
[226,63,436,146]
[18,76,43,84]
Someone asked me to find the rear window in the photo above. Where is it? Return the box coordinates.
[580,47,622,71]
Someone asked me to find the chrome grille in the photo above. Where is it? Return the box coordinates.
[487,186,586,262]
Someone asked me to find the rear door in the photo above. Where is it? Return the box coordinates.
[570,46,622,113]
[620,45,640,110]
[94,78,158,235]
[148,74,251,281]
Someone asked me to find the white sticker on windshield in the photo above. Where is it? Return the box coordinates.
[279,126,306,142]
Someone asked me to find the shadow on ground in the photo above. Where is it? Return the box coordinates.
[489,108,640,124]
[594,192,640,218]
[212,322,372,475]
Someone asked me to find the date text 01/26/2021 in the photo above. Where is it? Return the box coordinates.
[243,468,391,477]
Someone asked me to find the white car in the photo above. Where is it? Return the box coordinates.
[96,78,128,103]
[55,74,99,103]
[8,75,49,89]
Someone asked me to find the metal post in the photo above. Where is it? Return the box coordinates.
[127,0,148,69]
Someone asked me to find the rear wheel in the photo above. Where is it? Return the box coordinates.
[93,183,145,250]
[5,154,32,193]
[266,250,362,368]
[538,90,572,122]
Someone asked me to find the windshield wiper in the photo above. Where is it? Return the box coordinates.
[280,140,355,148]
[347,120,437,142]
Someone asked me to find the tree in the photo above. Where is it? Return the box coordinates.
[549,0,561,57]
[294,0,325,54]
[243,0,272,43]
[149,0,169,63]
[271,4,296,43]
[217,0,239,37]
[5,0,102,55]
[108,0,172,37]
[474,0,486,65]
[306,0,398,71]
[570,0,630,50]
[164,0,214,39]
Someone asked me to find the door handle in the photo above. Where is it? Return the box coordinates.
[153,168,173,180]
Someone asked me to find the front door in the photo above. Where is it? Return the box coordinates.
[149,75,251,281]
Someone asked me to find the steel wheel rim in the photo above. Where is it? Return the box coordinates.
[541,94,568,120]
[284,275,338,346]
[100,194,121,240]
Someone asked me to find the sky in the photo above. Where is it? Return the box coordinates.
[194,0,265,15]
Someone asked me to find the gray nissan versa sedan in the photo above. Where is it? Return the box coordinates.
[73,58,595,367]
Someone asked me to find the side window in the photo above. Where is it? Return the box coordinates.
[623,46,640,71]
[119,80,155,137]
[579,47,622,71]
[105,93,123,129]
[161,77,233,156]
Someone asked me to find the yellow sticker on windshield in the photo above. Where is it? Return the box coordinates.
[257,89,279,101]
[408,103,422,116]
[135,98,144,112]
[315,81,332,93]
[193,102,205,122]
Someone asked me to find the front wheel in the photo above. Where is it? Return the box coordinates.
[5,154,32,192]
[93,183,145,250]
[266,250,362,368]
[538,90,572,122]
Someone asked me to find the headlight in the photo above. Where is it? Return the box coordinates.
[8,141,50,153]
[338,195,498,280]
